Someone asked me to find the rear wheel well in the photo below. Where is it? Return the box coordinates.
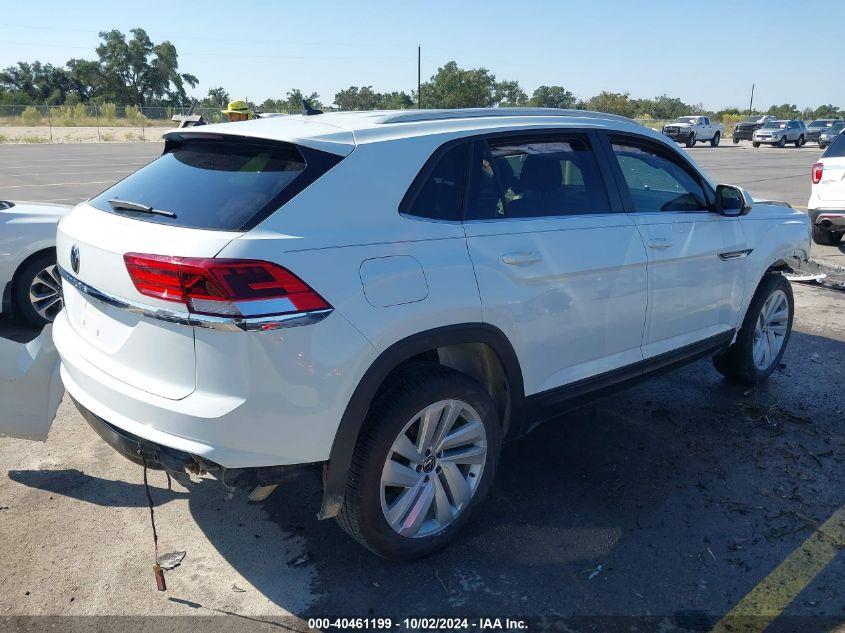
[383,342,513,436]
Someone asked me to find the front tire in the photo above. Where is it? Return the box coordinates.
[336,364,501,560]
[13,251,63,328]
[711,132,720,147]
[794,134,805,148]
[733,137,740,144]
[813,224,844,245]
[753,142,761,148]
[713,274,793,384]
[777,136,787,148]
[685,133,696,148]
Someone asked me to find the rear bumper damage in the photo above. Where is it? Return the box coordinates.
[72,395,320,491]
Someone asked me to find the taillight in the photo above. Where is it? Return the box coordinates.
[812,162,824,184]
[124,253,330,318]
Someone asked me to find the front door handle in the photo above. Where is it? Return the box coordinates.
[502,252,542,266]
[647,238,673,250]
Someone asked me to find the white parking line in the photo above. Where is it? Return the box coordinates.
[0,162,150,170]
[1,180,114,189]
[1,169,136,178]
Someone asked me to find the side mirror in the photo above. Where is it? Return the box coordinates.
[715,184,752,216]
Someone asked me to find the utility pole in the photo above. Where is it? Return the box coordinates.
[417,46,421,109]
[748,83,755,117]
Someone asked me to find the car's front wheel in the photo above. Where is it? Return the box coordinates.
[713,274,793,384]
[13,251,63,327]
[732,137,740,144]
[753,142,761,148]
[685,133,696,148]
[336,364,501,560]
[777,136,787,148]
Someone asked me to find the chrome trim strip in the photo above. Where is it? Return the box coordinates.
[57,266,332,332]
[718,248,754,261]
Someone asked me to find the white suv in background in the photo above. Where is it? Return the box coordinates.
[51,109,810,559]
[809,131,845,245]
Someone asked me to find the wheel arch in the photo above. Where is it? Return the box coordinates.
[5,246,56,315]
[319,322,525,519]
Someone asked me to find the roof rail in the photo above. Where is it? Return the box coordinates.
[377,108,634,125]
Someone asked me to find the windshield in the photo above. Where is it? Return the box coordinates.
[673,117,697,124]
[740,117,761,124]
[89,139,317,231]
[762,122,787,130]
[810,120,835,127]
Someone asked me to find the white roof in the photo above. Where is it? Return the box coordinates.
[162,108,657,155]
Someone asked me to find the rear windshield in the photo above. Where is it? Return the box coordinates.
[90,139,339,231]
[823,132,845,158]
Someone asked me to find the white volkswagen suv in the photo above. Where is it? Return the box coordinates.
[53,109,811,559]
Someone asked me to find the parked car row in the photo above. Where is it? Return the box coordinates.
[661,114,844,149]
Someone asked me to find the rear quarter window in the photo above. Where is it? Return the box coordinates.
[823,133,845,158]
[90,139,341,231]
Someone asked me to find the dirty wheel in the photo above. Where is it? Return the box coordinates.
[777,136,787,148]
[711,132,720,147]
[753,142,760,148]
[686,133,696,148]
[812,225,843,245]
[336,364,500,560]
[713,274,793,384]
[13,251,63,327]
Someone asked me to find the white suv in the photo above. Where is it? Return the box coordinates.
[53,109,811,559]
[809,131,845,245]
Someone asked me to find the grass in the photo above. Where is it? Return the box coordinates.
[18,135,48,143]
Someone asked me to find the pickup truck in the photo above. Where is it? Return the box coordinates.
[662,116,724,147]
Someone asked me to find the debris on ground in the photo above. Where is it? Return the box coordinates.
[286,553,311,567]
[157,551,186,571]
[231,584,246,593]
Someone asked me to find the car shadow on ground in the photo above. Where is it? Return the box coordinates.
[9,331,845,621]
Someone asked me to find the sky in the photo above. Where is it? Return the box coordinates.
[1,0,843,111]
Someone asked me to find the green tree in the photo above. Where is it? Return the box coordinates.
[583,91,636,118]
[334,85,381,110]
[809,104,842,119]
[529,85,576,109]
[767,103,801,119]
[495,80,528,107]
[418,61,498,109]
[377,91,413,110]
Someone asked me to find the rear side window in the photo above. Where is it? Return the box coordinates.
[90,139,341,231]
[465,136,610,220]
[400,142,468,221]
[823,133,845,158]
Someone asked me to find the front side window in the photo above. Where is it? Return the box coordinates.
[401,142,468,221]
[611,140,708,212]
[465,136,610,220]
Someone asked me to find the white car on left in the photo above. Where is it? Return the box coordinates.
[1,200,71,327]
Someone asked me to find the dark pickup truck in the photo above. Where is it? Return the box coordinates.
[733,115,776,143]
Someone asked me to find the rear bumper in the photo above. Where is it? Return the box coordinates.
[54,297,377,468]
[809,209,845,229]
[72,395,319,487]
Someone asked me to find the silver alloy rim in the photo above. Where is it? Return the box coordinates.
[752,289,789,370]
[380,399,487,539]
[28,264,63,321]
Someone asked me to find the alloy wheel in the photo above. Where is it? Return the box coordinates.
[28,264,63,321]
[380,399,487,539]
[752,289,789,370]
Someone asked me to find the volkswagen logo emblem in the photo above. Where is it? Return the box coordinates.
[70,245,80,274]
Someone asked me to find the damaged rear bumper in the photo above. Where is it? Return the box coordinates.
[72,396,320,490]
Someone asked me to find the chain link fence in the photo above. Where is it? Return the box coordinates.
[0,104,230,143]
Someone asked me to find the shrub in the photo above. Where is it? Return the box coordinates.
[21,106,42,126]
[125,106,147,126]
[100,102,117,123]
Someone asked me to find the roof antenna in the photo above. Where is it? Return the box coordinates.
[302,99,323,116]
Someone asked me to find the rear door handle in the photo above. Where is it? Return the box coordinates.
[647,238,673,250]
[502,252,542,266]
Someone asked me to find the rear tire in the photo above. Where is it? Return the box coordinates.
[336,364,501,560]
[685,134,696,148]
[812,224,844,245]
[711,132,720,147]
[712,274,793,384]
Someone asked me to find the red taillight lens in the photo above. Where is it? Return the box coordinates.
[124,253,330,318]
[812,162,824,184]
